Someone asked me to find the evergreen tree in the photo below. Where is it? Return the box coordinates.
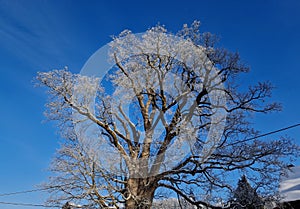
[232,175,264,209]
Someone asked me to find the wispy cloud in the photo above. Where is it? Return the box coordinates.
[280,166,300,201]
[0,1,75,70]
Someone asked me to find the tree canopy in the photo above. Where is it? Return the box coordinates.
[37,21,299,209]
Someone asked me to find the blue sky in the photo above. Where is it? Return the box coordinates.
[0,0,300,208]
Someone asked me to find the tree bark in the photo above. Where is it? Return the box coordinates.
[125,178,157,209]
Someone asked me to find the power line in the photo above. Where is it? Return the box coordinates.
[0,188,48,197]
[0,201,60,208]
[227,123,300,146]
[0,184,71,197]
[0,123,298,207]
[0,184,71,208]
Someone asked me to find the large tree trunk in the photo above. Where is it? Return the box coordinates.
[125,178,157,209]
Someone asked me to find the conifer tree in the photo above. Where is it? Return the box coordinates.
[232,175,264,209]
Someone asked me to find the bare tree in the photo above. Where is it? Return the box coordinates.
[37,22,299,209]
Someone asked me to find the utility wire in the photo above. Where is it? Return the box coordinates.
[0,184,72,197]
[0,201,60,208]
[0,188,49,197]
[227,123,300,146]
[0,123,299,208]
[0,184,72,208]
